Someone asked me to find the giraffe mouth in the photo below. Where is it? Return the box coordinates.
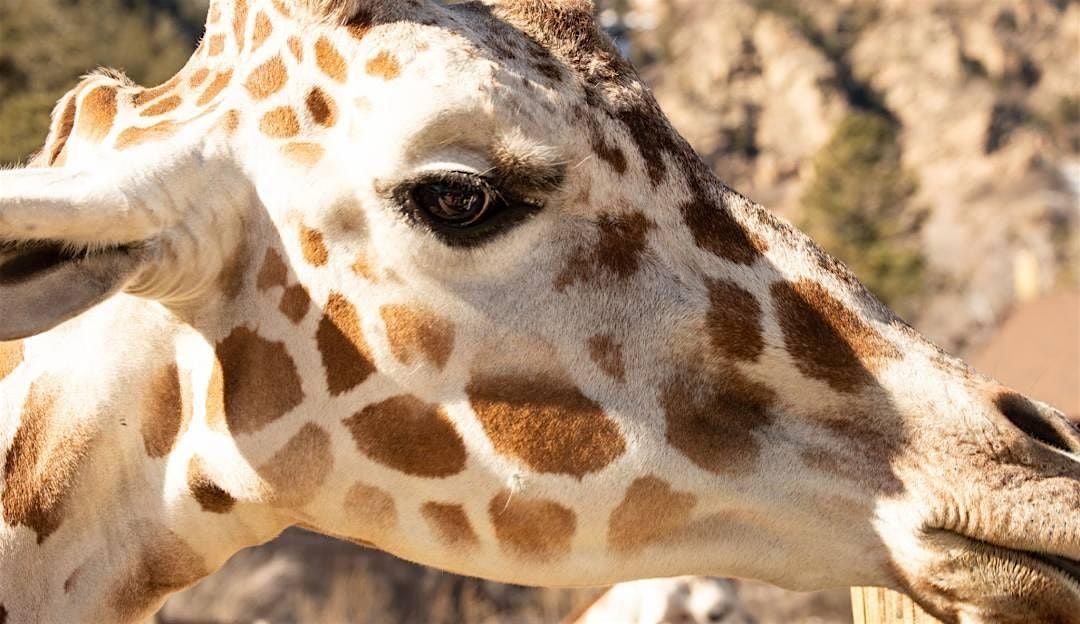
[0,240,134,286]
[939,529,1080,588]
[1032,551,1080,587]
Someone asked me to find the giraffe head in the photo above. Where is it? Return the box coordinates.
[0,1,1077,622]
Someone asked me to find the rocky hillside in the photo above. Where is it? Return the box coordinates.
[627,0,1079,351]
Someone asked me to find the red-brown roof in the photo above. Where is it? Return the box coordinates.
[971,291,1080,421]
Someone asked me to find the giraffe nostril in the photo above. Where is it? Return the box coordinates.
[994,391,1080,454]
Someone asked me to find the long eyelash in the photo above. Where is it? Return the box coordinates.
[405,171,540,210]
[393,170,547,247]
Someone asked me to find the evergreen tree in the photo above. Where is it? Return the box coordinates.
[800,112,926,315]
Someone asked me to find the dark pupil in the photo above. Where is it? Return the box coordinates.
[419,183,487,224]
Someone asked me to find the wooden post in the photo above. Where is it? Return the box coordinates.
[851,587,941,624]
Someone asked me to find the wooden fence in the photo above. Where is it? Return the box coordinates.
[851,588,940,624]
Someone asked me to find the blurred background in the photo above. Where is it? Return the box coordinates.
[2,0,1077,622]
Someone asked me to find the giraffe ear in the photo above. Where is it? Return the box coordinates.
[0,240,145,341]
[0,167,160,341]
[25,85,81,168]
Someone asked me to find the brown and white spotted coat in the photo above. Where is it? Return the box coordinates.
[0,2,1078,623]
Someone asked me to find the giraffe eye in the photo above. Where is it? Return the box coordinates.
[395,170,546,247]
[412,179,493,227]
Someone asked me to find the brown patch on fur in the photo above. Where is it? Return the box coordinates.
[221,109,241,135]
[0,341,23,381]
[608,476,696,553]
[347,9,374,39]
[488,490,576,562]
[64,567,82,593]
[259,106,301,138]
[706,280,765,362]
[682,199,767,266]
[554,211,653,291]
[533,59,564,83]
[215,327,304,435]
[772,280,900,393]
[587,334,625,383]
[299,225,330,266]
[108,526,206,621]
[662,367,775,475]
[590,124,627,175]
[197,70,233,107]
[115,121,180,149]
[206,357,227,432]
[0,604,5,624]
[380,304,456,370]
[288,36,304,62]
[279,285,312,324]
[141,364,185,458]
[133,75,180,107]
[315,37,348,82]
[257,423,333,507]
[216,236,250,300]
[365,51,401,80]
[2,382,93,543]
[318,293,377,395]
[352,255,377,281]
[190,68,210,88]
[187,456,236,514]
[75,86,118,142]
[141,95,182,117]
[344,481,397,538]
[208,34,227,56]
[344,395,466,478]
[46,92,79,165]
[271,0,291,17]
[256,248,289,291]
[281,142,324,166]
[799,407,904,495]
[233,0,249,51]
[252,10,273,51]
[608,98,685,187]
[306,87,337,127]
[245,56,288,100]
[422,502,478,548]
[467,373,625,478]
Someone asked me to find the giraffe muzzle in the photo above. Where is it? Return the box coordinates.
[902,529,1080,622]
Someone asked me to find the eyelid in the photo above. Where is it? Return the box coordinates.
[412,158,490,177]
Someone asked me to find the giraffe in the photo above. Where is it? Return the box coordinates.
[0,1,1077,622]
[568,577,751,624]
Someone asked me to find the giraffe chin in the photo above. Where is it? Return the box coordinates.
[901,530,1080,624]
[0,240,145,340]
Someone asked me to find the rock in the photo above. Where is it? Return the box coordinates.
[638,0,1078,349]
